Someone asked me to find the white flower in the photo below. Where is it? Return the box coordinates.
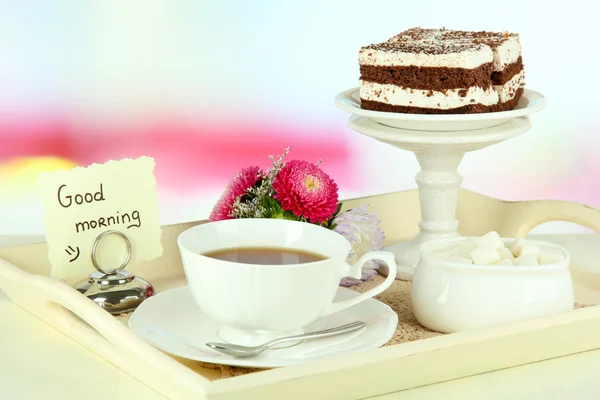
[332,205,385,286]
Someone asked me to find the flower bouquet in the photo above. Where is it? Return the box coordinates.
[209,147,385,286]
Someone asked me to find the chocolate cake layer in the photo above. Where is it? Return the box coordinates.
[360,62,494,90]
[360,88,523,115]
[491,57,523,85]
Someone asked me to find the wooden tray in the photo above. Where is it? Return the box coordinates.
[1,188,600,400]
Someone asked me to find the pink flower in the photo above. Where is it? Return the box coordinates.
[209,166,262,221]
[273,160,338,223]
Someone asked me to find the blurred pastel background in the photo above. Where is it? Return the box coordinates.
[0,0,598,236]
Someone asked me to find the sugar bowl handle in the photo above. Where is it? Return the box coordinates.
[321,251,397,317]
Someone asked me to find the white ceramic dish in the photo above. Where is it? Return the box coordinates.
[334,87,546,132]
[128,285,398,368]
[411,237,574,333]
[177,218,396,346]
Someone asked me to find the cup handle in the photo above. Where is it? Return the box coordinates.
[321,251,397,317]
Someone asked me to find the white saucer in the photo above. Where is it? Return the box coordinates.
[128,286,398,368]
[334,87,546,132]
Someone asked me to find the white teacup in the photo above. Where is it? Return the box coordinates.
[177,218,397,346]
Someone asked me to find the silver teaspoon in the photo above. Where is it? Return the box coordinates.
[205,321,366,358]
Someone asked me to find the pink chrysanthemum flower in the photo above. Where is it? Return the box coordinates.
[273,160,338,223]
[209,166,262,221]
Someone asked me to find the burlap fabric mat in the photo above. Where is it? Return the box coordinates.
[175,274,588,379]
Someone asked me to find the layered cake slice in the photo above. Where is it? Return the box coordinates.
[358,28,525,114]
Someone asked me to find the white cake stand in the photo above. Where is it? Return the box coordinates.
[335,88,547,280]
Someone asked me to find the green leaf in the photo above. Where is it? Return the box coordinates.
[323,202,343,229]
[282,210,300,221]
[260,196,283,218]
[267,196,283,211]
[332,202,343,218]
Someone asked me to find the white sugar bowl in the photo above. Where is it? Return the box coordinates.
[411,236,574,333]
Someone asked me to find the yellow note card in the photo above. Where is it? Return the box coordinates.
[39,157,162,280]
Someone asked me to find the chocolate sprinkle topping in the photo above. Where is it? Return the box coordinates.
[364,41,485,55]
[361,27,518,55]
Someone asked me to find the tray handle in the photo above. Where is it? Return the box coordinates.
[499,199,600,237]
[0,258,206,399]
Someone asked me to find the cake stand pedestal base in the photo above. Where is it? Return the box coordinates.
[348,115,532,280]
[384,151,463,280]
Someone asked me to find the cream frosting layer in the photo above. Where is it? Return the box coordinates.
[358,45,493,69]
[493,36,521,70]
[360,70,524,110]
[360,28,521,71]
[360,82,498,109]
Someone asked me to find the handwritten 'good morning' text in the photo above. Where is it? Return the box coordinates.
[57,184,142,233]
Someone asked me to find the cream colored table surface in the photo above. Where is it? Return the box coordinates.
[2,233,600,400]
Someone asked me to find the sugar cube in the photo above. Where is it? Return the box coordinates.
[433,251,450,260]
[458,238,478,253]
[449,256,473,264]
[482,231,501,240]
[470,246,501,265]
[497,247,515,260]
[514,254,539,266]
[475,231,505,249]
[539,248,565,265]
[509,238,525,257]
[434,233,559,268]
[520,244,542,261]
